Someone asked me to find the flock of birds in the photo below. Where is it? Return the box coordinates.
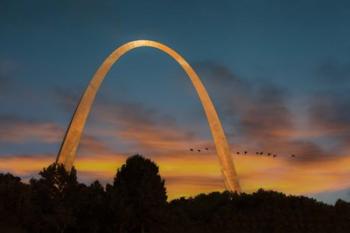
[189,148,297,158]
[189,148,209,152]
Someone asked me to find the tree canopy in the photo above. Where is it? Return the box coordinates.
[0,155,349,233]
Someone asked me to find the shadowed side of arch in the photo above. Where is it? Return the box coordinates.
[56,40,241,193]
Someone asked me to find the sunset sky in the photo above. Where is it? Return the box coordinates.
[1,0,350,203]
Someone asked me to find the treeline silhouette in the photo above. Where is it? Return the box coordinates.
[0,154,349,233]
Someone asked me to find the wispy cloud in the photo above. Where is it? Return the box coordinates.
[0,60,16,94]
[1,153,350,201]
[0,115,63,144]
[91,100,205,154]
[53,87,206,154]
[315,58,350,83]
[196,62,334,163]
[1,63,350,202]
[307,92,350,154]
[0,113,113,156]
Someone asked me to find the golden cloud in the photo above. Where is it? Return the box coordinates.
[1,152,350,200]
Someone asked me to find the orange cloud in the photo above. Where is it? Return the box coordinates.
[0,116,64,143]
[1,152,350,200]
[2,83,350,201]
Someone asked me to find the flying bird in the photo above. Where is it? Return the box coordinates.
[205,148,209,150]
[190,148,194,152]
[197,149,201,152]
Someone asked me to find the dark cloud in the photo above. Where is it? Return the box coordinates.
[53,86,82,113]
[52,85,177,128]
[52,87,201,154]
[0,114,63,144]
[308,93,350,131]
[50,63,350,163]
[78,135,114,155]
[239,84,294,139]
[0,60,15,94]
[0,113,112,156]
[196,61,294,136]
[88,99,200,154]
[0,76,8,93]
[195,62,243,85]
[307,92,350,154]
[315,58,350,83]
[196,61,333,163]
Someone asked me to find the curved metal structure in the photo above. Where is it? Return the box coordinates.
[56,40,241,193]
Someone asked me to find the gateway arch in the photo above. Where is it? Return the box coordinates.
[56,40,241,193]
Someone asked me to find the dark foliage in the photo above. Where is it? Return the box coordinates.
[0,173,29,233]
[0,154,349,233]
[110,155,167,233]
[168,190,350,233]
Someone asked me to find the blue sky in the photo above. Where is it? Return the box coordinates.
[1,0,350,202]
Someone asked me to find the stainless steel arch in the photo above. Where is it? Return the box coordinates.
[56,40,241,193]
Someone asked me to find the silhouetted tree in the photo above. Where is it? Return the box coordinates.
[74,180,112,233]
[335,199,350,232]
[25,163,80,233]
[1,155,350,233]
[110,155,167,233]
[0,173,29,232]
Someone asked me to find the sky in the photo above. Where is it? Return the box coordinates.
[1,0,350,203]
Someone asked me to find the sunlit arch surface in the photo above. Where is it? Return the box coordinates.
[56,40,241,193]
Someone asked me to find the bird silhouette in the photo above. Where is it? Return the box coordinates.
[190,148,193,152]
[205,148,209,150]
[197,149,201,152]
